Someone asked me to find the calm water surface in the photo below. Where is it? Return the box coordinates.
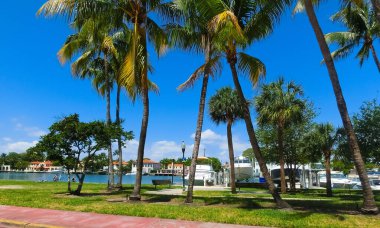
[0,172,183,184]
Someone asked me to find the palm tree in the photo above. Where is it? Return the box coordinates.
[304,123,337,197]
[294,0,378,214]
[54,16,120,190]
[203,0,291,208]
[208,87,245,194]
[171,0,222,203]
[38,0,175,199]
[255,78,305,194]
[324,3,380,72]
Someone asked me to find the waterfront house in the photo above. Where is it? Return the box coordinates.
[112,161,129,171]
[131,159,160,174]
[25,161,63,172]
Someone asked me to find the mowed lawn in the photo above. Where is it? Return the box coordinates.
[0,180,379,227]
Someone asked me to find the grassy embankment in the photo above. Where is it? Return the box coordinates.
[0,180,379,227]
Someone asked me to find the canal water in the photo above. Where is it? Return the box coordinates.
[0,172,183,185]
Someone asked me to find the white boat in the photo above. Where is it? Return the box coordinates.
[318,171,353,188]
[233,156,253,181]
[185,164,215,186]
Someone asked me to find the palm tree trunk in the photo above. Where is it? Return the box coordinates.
[186,38,211,204]
[104,53,114,190]
[371,0,380,24]
[116,85,123,188]
[227,119,237,194]
[278,126,286,194]
[324,150,333,197]
[305,0,378,214]
[130,24,149,201]
[227,56,290,209]
[369,45,380,73]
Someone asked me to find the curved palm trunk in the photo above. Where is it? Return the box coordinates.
[130,24,149,201]
[116,85,123,188]
[369,45,380,73]
[186,39,211,204]
[227,120,237,194]
[278,126,286,194]
[186,75,210,202]
[227,56,290,209]
[105,53,114,190]
[305,0,378,214]
[324,150,333,197]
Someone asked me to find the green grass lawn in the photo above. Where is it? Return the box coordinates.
[0,180,379,227]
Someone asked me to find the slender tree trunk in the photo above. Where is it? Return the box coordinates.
[104,52,114,190]
[116,85,123,188]
[227,53,290,209]
[227,120,237,194]
[369,45,380,73]
[324,150,333,197]
[186,38,211,203]
[130,24,149,201]
[74,174,86,195]
[278,126,286,194]
[305,0,378,214]
[371,0,380,24]
[67,170,71,193]
[290,164,296,192]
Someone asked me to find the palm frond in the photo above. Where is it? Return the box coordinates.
[237,52,266,86]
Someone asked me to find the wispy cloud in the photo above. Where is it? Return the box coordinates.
[0,140,38,153]
[14,122,46,138]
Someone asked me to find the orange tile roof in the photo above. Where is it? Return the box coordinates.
[143,159,159,164]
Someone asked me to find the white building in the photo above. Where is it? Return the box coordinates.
[0,164,11,171]
[131,159,160,174]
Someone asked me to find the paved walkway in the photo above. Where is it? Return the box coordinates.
[0,205,260,228]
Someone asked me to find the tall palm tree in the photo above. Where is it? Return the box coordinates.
[55,17,119,189]
[171,0,222,203]
[305,123,337,197]
[202,0,291,208]
[208,87,245,194]
[294,0,378,214]
[255,78,305,194]
[324,3,380,72]
[38,0,175,199]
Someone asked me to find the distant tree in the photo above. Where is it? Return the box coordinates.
[209,87,245,193]
[242,148,254,161]
[255,78,305,193]
[15,160,29,171]
[197,157,222,172]
[353,100,380,165]
[5,152,23,170]
[303,123,338,197]
[84,153,109,172]
[0,153,6,164]
[160,158,173,169]
[25,146,46,162]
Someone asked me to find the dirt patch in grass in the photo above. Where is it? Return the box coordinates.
[0,185,25,190]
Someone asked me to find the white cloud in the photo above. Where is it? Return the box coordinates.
[0,140,38,153]
[2,137,12,142]
[14,122,46,138]
[149,141,182,161]
[189,129,250,161]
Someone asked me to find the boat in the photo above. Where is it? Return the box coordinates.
[318,171,353,188]
[233,156,254,181]
[185,164,216,186]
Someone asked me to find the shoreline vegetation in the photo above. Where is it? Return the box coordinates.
[0,180,379,227]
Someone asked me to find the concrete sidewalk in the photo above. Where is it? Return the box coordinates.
[0,205,260,228]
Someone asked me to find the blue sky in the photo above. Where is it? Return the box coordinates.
[0,1,379,163]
